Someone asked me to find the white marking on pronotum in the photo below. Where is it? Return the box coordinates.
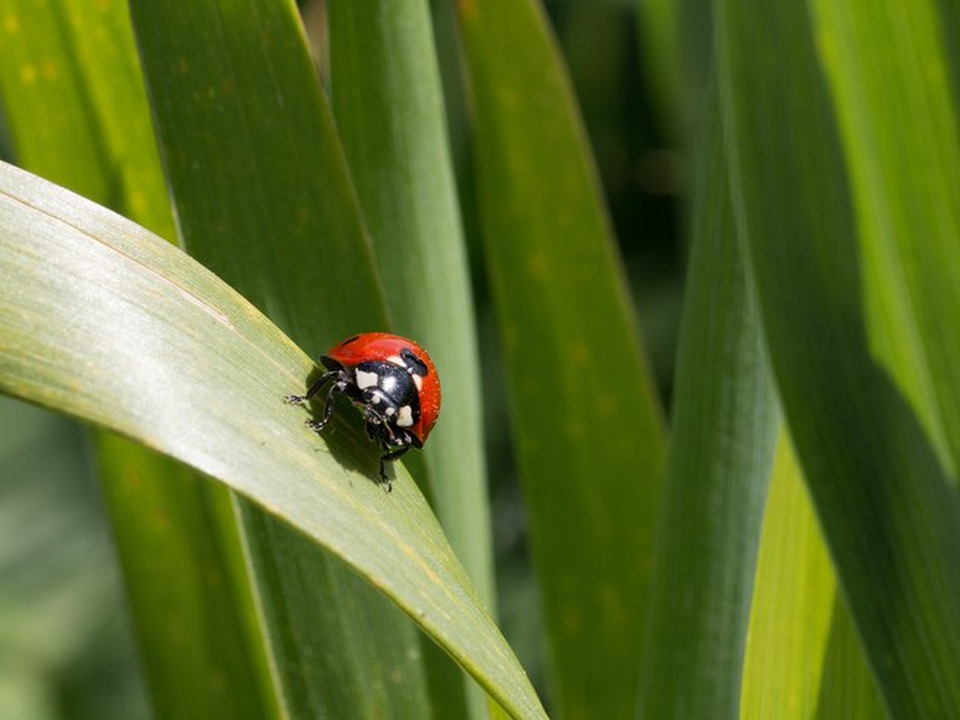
[412,374,423,391]
[356,369,378,389]
[397,406,414,427]
[387,354,405,368]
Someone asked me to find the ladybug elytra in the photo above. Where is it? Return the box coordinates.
[285,333,441,489]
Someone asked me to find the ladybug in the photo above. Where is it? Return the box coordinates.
[285,333,441,489]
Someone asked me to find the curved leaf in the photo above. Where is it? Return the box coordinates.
[0,161,548,720]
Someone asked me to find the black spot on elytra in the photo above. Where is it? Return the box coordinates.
[401,347,428,376]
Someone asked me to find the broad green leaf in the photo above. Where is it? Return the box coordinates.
[457,0,665,717]
[0,3,277,717]
[125,0,446,715]
[0,161,548,720]
[328,1,495,716]
[719,1,960,715]
[740,435,884,719]
[637,96,777,719]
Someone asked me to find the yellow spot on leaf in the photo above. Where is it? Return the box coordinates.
[4,14,20,33]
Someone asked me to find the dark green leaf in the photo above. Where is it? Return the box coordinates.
[719,0,960,715]
[457,0,666,716]
[637,96,777,718]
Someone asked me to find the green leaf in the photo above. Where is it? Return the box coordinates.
[327,1,495,715]
[236,507,433,718]
[636,95,778,719]
[0,0,109,200]
[635,0,688,136]
[0,3,277,716]
[0,161,547,720]
[740,435,884,719]
[719,0,960,715]
[457,0,665,716]
[125,0,459,715]
[806,0,960,479]
[328,0,493,606]
[740,436,837,718]
[95,437,279,719]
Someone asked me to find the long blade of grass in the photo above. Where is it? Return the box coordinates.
[328,0,493,607]
[0,4,278,717]
[636,94,778,719]
[0,160,548,720]
[327,2,495,716]
[718,0,960,715]
[125,0,459,715]
[457,1,665,716]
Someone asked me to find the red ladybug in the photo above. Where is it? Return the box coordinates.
[285,333,441,489]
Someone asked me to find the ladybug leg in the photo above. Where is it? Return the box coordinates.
[284,370,338,406]
[306,377,347,433]
[378,436,413,491]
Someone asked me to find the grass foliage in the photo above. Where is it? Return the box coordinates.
[1,0,959,718]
